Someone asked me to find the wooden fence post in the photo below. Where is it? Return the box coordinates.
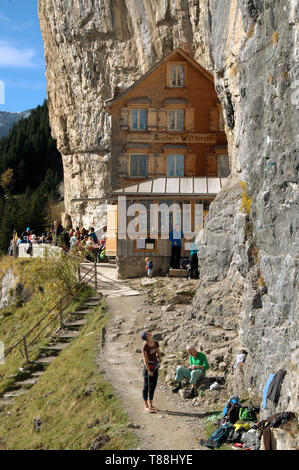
[23,336,29,364]
[94,258,97,290]
[13,229,17,259]
[59,299,64,327]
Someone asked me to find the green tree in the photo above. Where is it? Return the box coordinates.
[0,102,63,253]
[0,168,15,194]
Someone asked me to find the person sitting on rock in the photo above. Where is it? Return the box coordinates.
[172,344,209,398]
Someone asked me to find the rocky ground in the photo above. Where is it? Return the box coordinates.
[99,275,242,450]
[127,275,235,393]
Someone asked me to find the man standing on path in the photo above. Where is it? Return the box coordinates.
[169,223,184,269]
[172,345,209,398]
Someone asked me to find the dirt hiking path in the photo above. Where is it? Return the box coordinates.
[96,267,208,450]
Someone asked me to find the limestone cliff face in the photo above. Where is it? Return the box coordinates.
[38,0,298,420]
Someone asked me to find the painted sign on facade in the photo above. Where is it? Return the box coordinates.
[127,133,217,144]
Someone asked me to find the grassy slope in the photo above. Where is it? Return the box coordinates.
[0,257,83,392]
[0,258,137,450]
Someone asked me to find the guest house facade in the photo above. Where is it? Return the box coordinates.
[105,47,229,278]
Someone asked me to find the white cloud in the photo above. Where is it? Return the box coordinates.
[0,40,37,68]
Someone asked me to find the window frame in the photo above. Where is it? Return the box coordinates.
[166,154,185,177]
[134,237,158,253]
[167,62,186,88]
[129,153,148,178]
[167,108,185,132]
[129,108,147,131]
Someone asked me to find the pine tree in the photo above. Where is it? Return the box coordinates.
[0,101,63,252]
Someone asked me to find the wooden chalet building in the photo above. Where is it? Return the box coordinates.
[105,47,229,278]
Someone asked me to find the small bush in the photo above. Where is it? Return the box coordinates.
[14,298,23,308]
[240,182,252,214]
[2,309,13,317]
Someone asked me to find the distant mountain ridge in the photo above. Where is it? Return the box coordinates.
[0,110,32,139]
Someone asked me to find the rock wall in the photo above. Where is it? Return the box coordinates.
[38,0,299,421]
[0,268,15,310]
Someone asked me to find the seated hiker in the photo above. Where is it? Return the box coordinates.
[88,226,98,244]
[172,344,209,398]
[21,227,31,241]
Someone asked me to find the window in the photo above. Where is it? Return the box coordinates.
[166,154,185,177]
[168,109,185,131]
[131,109,147,130]
[135,238,157,252]
[169,64,185,87]
[129,154,147,177]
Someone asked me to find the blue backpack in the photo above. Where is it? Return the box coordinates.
[207,423,234,448]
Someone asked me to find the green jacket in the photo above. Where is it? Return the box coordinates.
[189,352,209,375]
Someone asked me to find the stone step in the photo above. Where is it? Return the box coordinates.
[14,378,39,387]
[72,308,93,314]
[64,319,87,327]
[40,342,70,351]
[0,397,15,406]
[55,330,80,339]
[31,371,44,378]
[35,356,57,365]
[3,389,28,398]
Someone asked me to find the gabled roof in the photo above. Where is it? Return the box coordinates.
[106,47,214,109]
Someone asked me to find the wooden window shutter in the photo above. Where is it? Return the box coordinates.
[106,205,118,255]
[218,103,225,131]
[209,107,219,131]
[118,154,129,177]
[148,108,157,131]
[148,153,156,176]
[207,153,217,176]
[156,153,166,175]
[185,107,195,132]
[158,109,167,130]
[185,153,196,176]
[120,108,129,130]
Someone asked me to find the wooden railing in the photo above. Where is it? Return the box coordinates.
[0,259,98,367]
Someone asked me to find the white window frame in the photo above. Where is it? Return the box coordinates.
[130,109,147,131]
[167,109,185,131]
[129,154,148,178]
[166,154,185,177]
[168,63,186,88]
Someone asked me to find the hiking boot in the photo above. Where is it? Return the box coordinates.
[172,384,182,393]
[186,388,198,399]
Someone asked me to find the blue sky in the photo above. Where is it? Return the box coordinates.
[0,0,47,112]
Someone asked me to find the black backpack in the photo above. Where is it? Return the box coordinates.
[226,402,242,424]
[26,242,33,255]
